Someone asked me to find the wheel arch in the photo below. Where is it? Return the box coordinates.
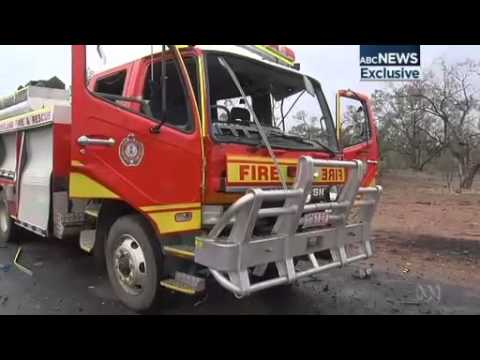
[93,199,162,271]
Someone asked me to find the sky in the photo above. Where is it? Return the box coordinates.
[1,45,480,111]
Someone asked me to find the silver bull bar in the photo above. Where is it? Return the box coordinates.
[194,156,383,298]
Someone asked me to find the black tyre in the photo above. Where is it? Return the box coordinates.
[105,214,165,313]
[0,190,15,245]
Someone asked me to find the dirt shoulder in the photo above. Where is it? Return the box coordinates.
[371,170,480,290]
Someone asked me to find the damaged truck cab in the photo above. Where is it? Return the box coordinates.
[0,45,381,312]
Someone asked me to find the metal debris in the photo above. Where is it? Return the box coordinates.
[0,263,11,272]
[53,298,63,311]
[352,268,373,280]
[194,294,208,307]
[401,301,421,306]
[13,247,33,276]
[304,275,322,284]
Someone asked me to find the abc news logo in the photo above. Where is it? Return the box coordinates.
[360,45,421,81]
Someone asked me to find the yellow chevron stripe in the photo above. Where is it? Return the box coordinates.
[69,173,119,199]
[140,203,201,213]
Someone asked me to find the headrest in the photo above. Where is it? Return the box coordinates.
[230,107,250,125]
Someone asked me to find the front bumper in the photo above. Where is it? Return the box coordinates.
[195,156,382,298]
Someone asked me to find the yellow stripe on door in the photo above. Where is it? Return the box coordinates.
[69,172,119,199]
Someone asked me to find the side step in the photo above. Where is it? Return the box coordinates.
[160,272,205,295]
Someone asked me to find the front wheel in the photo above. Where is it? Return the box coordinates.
[105,214,165,313]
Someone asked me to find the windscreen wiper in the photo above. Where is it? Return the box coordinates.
[308,139,338,156]
[268,132,315,146]
[269,132,337,156]
[278,90,306,131]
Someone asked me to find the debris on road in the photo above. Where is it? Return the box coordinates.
[13,247,33,276]
[194,294,208,307]
[400,266,410,274]
[323,284,329,292]
[401,301,421,306]
[304,275,322,284]
[53,298,63,311]
[416,201,432,206]
[352,268,373,280]
[0,296,8,306]
[0,263,11,272]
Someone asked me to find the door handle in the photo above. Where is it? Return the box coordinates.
[77,135,116,147]
[366,160,378,165]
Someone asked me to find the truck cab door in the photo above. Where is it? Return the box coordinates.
[336,90,379,186]
[70,45,203,235]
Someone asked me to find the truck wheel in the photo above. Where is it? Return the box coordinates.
[0,190,15,245]
[105,214,165,313]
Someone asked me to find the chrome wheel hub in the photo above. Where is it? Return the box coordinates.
[113,234,147,296]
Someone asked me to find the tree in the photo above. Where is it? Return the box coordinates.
[372,82,445,171]
[410,59,480,189]
[289,110,323,140]
[372,58,480,190]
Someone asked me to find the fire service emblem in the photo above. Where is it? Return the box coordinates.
[119,134,144,167]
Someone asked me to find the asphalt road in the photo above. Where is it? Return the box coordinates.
[1,228,479,315]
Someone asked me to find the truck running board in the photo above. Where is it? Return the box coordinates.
[160,272,206,295]
[194,156,382,298]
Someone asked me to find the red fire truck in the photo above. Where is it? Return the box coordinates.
[0,45,381,312]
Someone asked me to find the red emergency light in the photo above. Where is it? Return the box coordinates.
[266,45,296,62]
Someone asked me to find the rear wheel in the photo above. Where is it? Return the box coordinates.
[105,214,165,313]
[0,190,15,245]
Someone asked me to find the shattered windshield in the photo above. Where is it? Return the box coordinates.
[206,53,338,153]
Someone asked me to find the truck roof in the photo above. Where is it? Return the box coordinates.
[192,45,301,74]
[92,45,303,82]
